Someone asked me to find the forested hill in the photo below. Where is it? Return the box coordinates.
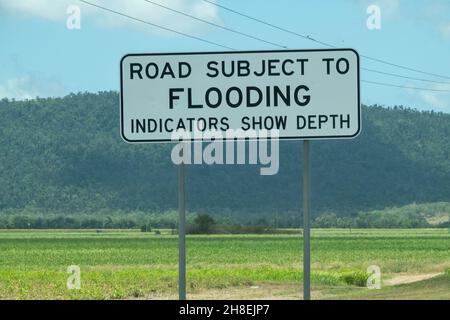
[0,92,449,217]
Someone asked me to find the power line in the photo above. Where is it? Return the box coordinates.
[144,0,450,85]
[78,0,450,93]
[361,68,450,85]
[202,0,450,81]
[362,80,450,92]
[143,0,287,48]
[360,55,450,81]
[202,0,334,48]
[77,0,235,50]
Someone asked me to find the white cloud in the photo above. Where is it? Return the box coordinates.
[418,84,450,111]
[421,1,450,39]
[0,0,221,34]
[0,0,68,21]
[0,75,65,100]
[378,0,400,17]
[403,80,450,112]
[439,23,450,38]
[359,0,450,40]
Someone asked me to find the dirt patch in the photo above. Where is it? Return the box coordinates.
[424,212,449,225]
[145,284,302,300]
[384,273,442,286]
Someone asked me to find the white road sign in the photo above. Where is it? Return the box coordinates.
[120,49,360,142]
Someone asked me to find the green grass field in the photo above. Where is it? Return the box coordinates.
[0,229,448,299]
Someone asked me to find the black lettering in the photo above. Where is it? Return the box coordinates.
[318,115,328,128]
[136,119,146,133]
[186,118,196,131]
[340,114,351,128]
[208,117,219,130]
[296,59,308,75]
[147,119,157,133]
[179,62,191,78]
[241,116,250,130]
[274,86,290,106]
[220,117,230,130]
[297,116,306,129]
[322,58,334,75]
[308,115,317,129]
[254,60,265,76]
[265,86,271,107]
[222,61,234,77]
[246,86,263,107]
[268,59,280,76]
[197,117,207,131]
[252,116,263,129]
[330,114,338,128]
[165,118,174,132]
[161,63,175,78]
[282,59,294,76]
[226,87,243,108]
[275,116,287,129]
[238,60,250,77]
[130,63,143,80]
[169,88,184,109]
[206,61,219,77]
[176,118,186,130]
[187,88,203,108]
[264,116,274,130]
[145,63,159,79]
[205,87,222,108]
[337,58,349,74]
[294,85,310,106]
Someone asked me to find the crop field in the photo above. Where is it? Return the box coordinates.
[0,229,448,299]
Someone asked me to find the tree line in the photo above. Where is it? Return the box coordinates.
[0,92,449,226]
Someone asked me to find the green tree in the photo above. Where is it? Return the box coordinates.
[192,214,216,234]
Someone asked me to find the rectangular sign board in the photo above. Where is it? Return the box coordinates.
[120,49,360,142]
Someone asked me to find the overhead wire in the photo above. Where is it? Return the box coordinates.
[77,0,450,92]
[201,0,450,81]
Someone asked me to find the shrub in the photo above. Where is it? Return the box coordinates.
[140,225,152,232]
[188,214,216,234]
[337,269,370,287]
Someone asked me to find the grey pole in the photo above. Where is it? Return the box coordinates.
[178,145,186,300]
[303,140,311,300]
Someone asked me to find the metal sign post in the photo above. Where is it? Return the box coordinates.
[303,140,311,300]
[178,149,186,300]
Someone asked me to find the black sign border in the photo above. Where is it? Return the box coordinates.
[120,48,361,143]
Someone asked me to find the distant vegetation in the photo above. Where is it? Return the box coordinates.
[0,202,448,230]
[0,229,448,299]
[0,92,449,228]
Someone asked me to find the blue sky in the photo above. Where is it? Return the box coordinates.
[0,0,449,112]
